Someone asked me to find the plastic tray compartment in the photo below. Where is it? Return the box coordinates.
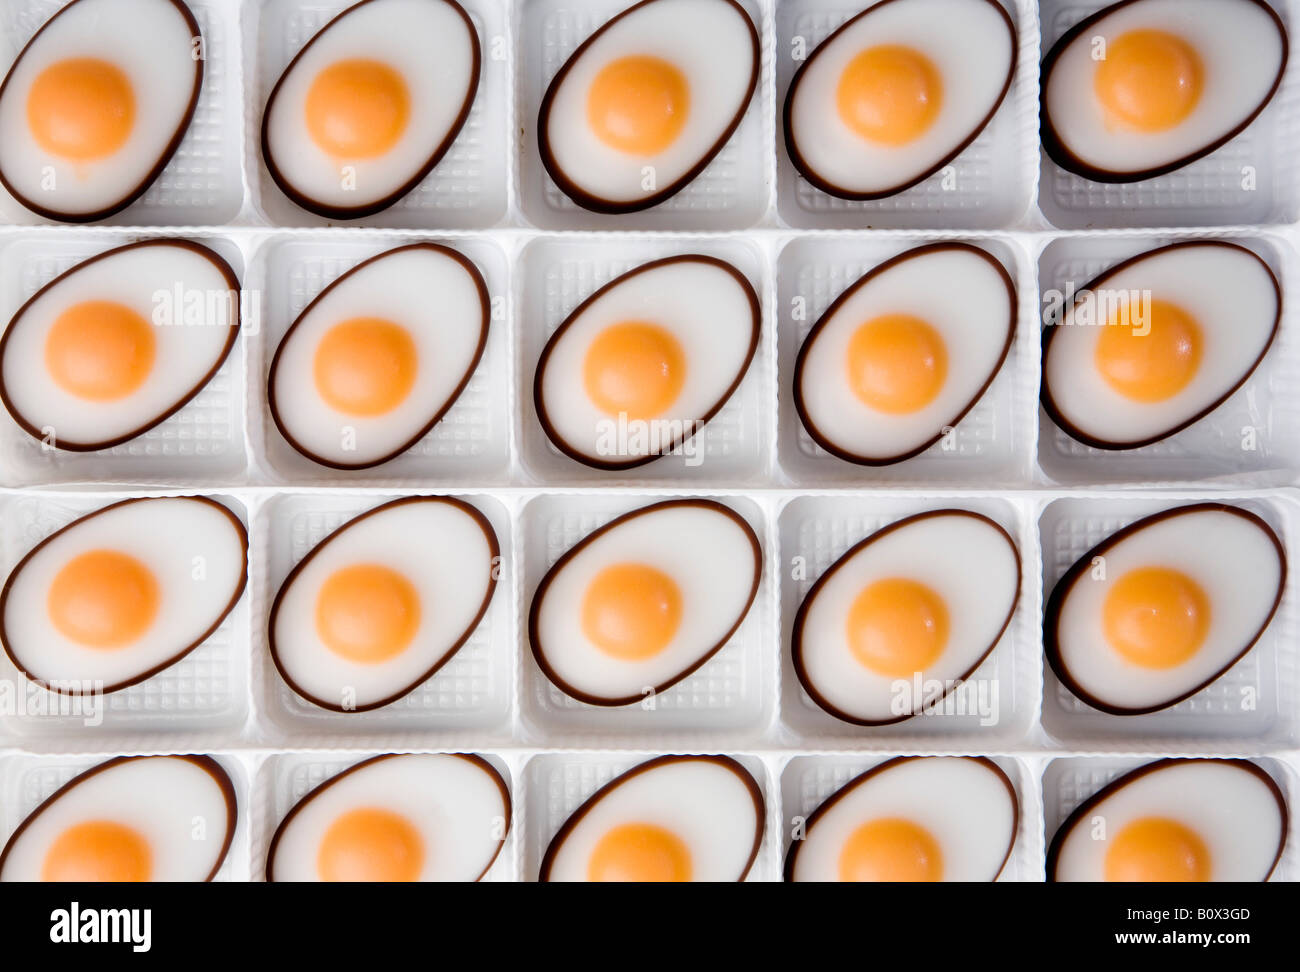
[250,749,518,881]
[515,233,774,487]
[1036,231,1300,487]
[0,490,251,747]
[1037,492,1299,753]
[517,491,777,747]
[775,233,1041,488]
[773,0,1040,230]
[247,0,511,229]
[1040,754,1300,882]
[520,750,781,881]
[779,753,1046,881]
[0,0,246,227]
[776,493,1042,750]
[249,490,517,747]
[1036,0,1300,229]
[515,0,772,231]
[0,231,250,488]
[0,750,253,881]
[246,231,513,487]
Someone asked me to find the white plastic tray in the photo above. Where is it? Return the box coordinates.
[0,0,1296,884]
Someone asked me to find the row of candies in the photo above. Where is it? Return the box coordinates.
[0,0,1290,228]
[0,751,1290,881]
[1,233,1291,486]
[0,490,1287,741]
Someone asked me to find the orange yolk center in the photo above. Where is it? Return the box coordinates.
[586,55,690,155]
[1104,817,1211,882]
[582,321,687,421]
[846,313,948,414]
[837,45,943,145]
[1095,299,1202,403]
[47,549,160,650]
[581,563,682,662]
[27,57,135,161]
[587,823,692,882]
[1103,566,1210,669]
[42,820,153,882]
[315,564,421,665]
[1095,30,1203,133]
[838,817,944,882]
[45,300,156,402]
[316,807,425,882]
[846,577,950,678]
[305,58,410,158]
[313,317,418,417]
